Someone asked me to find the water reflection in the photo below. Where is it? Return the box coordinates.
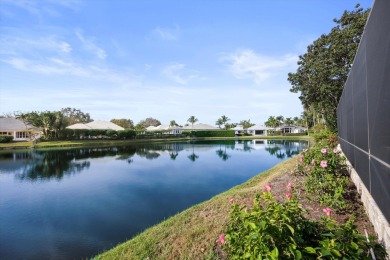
[0,139,307,260]
[0,139,307,182]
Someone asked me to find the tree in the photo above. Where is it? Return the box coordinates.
[239,119,255,129]
[218,115,230,130]
[215,118,224,129]
[264,116,279,128]
[288,5,369,131]
[284,117,294,126]
[137,117,161,128]
[61,107,92,125]
[276,116,284,126]
[111,119,134,129]
[169,120,178,127]
[187,116,198,128]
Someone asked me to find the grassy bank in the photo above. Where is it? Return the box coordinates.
[95,157,296,259]
[0,135,311,151]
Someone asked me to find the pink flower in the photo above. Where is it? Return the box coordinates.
[323,208,332,216]
[229,198,235,204]
[320,160,327,168]
[264,184,272,191]
[216,234,225,244]
[287,183,292,191]
[311,159,316,165]
[285,193,292,200]
[321,148,327,154]
[333,148,338,153]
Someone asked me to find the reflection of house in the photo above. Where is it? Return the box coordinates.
[247,125,274,136]
[66,120,124,131]
[183,123,218,131]
[277,125,307,134]
[0,118,41,141]
[146,124,182,135]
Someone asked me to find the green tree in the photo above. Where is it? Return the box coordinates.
[137,117,161,128]
[284,117,294,125]
[169,120,178,127]
[187,116,198,128]
[239,119,255,129]
[276,115,284,126]
[288,5,369,131]
[215,118,224,129]
[264,116,279,128]
[219,115,230,130]
[61,107,92,125]
[111,119,134,129]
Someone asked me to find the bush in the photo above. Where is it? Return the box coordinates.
[182,130,235,137]
[0,135,14,143]
[117,129,136,139]
[222,188,387,259]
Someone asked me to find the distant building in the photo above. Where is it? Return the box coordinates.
[146,124,182,135]
[0,117,41,141]
[66,120,124,131]
[276,125,307,134]
[182,123,219,131]
[247,125,274,136]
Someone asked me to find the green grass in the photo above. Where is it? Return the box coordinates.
[94,157,297,259]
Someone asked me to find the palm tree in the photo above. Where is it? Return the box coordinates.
[265,116,278,128]
[284,117,294,126]
[276,115,284,126]
[220,115,230,129]
[187,116,198,128]
[170,120,178,127]
[215,118,223,128]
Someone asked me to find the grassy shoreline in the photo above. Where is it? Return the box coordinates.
[0,135,311,151]
[94,157,297,259]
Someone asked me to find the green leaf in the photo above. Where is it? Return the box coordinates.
[270,247,279,259]
[331,249,341,257]
[305,247,317,254]
[285,224,295,234]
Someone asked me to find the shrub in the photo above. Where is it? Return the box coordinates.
[222,188,387,259]
[0,135,14,143]
[117,129,136,139]
[182,130,235,137]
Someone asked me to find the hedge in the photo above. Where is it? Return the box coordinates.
[183,130,235,137]
[0,135,14,143]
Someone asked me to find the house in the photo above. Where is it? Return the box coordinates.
[146,124,183,135]
[0,117,41,141]
[66,120,124,131]
[232,125,245,135]
[247,125,274,136]
[182,123,218,131]
[277,125,307,134]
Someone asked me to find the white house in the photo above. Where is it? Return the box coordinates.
[146,124,183,135]
[247,125,274,136]
[66,120,124,131]
[182,123,218,131]
[0,118,41,141]
[277,125,307,134]
[232,125,245,135]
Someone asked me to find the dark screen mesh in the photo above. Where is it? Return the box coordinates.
[337,0,390,222]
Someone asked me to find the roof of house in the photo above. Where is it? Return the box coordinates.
[183,123,218,130]
[146,124,182,131]
[66,120,124,131]
[0,117,34,131]
[232,125,244,131]
[247,125,274,131]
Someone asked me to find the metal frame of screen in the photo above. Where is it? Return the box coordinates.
[337,0,390,222]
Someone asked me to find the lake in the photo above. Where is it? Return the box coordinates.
[0,139,307,259]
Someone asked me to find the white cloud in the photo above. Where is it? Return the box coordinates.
[222,49,298,84]
[75,29,107,60]
[161,63,201,85]
[151,26,179,41]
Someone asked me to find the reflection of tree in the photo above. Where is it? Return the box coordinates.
[188,143,199,162]
[276,151,286,159]
[265,146,281,155]
[136,149,160,160]
[169,152,179,160]
[285,149,299,158]
[16,151,91,181]
[216,144,231,161]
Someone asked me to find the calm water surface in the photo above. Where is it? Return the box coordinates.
[0,139,306,259]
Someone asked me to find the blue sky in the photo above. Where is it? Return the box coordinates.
[0,0,373,126]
